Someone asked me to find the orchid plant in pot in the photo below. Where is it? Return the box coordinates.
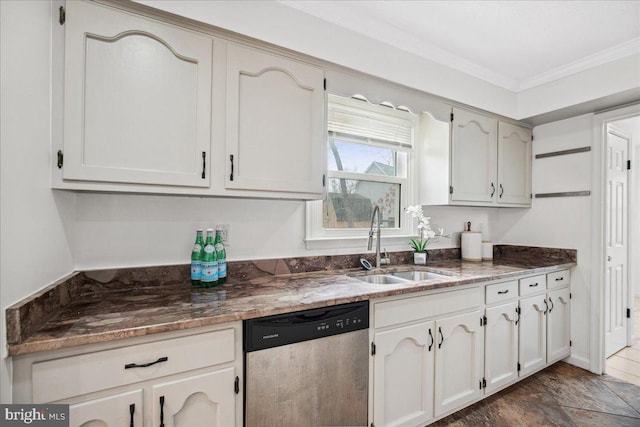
[405,205,443,265]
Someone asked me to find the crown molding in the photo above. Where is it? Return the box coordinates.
[519,37,640,91]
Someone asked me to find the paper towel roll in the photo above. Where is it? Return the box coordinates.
[482,241,493,260]
[461,232,482,261]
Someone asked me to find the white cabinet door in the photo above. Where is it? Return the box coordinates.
[63,1,212,187]
[151,368,236,427]
[485,301,519,394]
[497,122,532,206]
[450,108,497,203]
[225,43,325,196]
[434,310,484,417]
[373,322,435,427]
[519,294,547,377]
[69,389,143,427]
[547,287,571,363]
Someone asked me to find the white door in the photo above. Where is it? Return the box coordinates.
[485,302,519,394]
[450,108,497,203]
[605,125,630,357]
[152,368,236,427]
[434,310,484,417]
[519,294,547,377]
[69,389,143,427]
[225,43,325,195]
[497,122,532,206]
[373,322,435,427]
[547,287,571,363]
[63,1,212,187]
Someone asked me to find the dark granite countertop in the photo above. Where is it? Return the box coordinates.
[6,246,576,356]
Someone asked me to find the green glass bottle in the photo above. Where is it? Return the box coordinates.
[201,228,218,288]
[214,227,227,284]
[190,230,204,286]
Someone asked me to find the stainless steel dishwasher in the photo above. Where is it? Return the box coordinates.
[244,301,369,427]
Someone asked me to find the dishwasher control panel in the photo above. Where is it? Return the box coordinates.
[244,301,369,352]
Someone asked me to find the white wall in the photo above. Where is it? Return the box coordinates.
[0,1,76,402]
[497,113,594,369]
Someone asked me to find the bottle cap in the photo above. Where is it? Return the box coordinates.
[206,228,214,232]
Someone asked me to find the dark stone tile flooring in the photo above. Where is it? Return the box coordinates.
[432,362,640,426]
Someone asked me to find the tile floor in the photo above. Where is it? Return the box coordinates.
[606,296,640,387]
[433,362,640,426]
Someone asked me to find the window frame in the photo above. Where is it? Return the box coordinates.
[305,95,418,250]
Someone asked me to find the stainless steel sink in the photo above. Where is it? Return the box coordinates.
[390,271,451,281]
[353,274,411,285]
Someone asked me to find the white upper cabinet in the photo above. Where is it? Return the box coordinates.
[498,122,532,205]
[419,108,532,207]
[225,43,325,198]
[59,1,213,188]
[451,108,498,204]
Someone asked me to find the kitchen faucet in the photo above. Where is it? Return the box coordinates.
[367,205,390,268]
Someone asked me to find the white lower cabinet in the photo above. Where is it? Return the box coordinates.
[484,301,519,394]
[373,322,435,427]
[69,389,143,427]
[547,287,571,363]
[434,310,484,417]
[151,368,236,427]
[13,323,242,427]
[518,293,548,377]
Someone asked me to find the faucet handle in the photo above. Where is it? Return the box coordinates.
[381,248,391,265]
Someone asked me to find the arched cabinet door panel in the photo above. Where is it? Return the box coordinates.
[69,389,143,427]
[225,43,325,197]
[498,122,532,206]
[62,1,212,187]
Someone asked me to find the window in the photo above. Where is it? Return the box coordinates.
[306,95,417,247]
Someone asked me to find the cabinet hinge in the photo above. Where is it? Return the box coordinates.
[480,315,487,326]
[371,342,376,356]
[627,160,631,170]
[517,362,521,372]
[570,340,572,347]
[570,292,572,299]
[627,308,632,319]
[450,112,454,122]
[323,78,327,91]
[57,150,63,169]
[59,6,65,25]
[530,193,533,199]
[322,174,326,187]
[234,376,240,394]
[482,377,487,389]
[371,423,375,427]
[449,185,454,194]
[531,134,534,142]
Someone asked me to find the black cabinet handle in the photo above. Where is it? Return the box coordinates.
[499,184,504,198]
[548,297,554,313]
[201,152,206,179]
[529,283,539,287]
[230,155,234,181]
[497,290,509,294]
[544,299,548,315]
[129,404,135,427]
[124,356,168,370]
[555,277,564,281]
[234,376,240,394]
[159,396,165,427]
[490,183,495,197]
[428,328,434,351]
[438,327,444,349]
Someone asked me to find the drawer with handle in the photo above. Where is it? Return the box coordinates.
[548,269,571,289]
[486,280,518,305]
[519,274,546,297]
[32,328,235,403]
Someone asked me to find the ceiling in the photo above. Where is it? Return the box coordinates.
[279,0,640,93]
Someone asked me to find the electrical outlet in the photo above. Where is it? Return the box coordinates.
[217,224,230,246]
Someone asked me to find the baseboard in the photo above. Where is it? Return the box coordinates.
[566,354,591,372]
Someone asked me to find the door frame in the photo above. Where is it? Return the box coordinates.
[591,103,640,374]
